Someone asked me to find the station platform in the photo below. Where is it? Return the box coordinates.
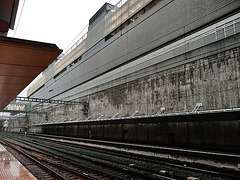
[0,144,37,180]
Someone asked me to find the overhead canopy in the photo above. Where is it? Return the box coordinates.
[0,36,62,110]
[0,0,19,34]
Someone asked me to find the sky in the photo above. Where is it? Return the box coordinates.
[8,0,119,50]
[7,0,120,97]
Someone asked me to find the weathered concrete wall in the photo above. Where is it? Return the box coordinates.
[28,45,240,125]
[86,46,240,118]
[6,116,27,133]
[29,104,83,126]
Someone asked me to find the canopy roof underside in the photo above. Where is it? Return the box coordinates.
[0,36,62,110]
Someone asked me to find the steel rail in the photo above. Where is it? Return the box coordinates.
[0,139,68,180]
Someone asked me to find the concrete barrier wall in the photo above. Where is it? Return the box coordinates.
[83,40,240,118]
[40,111,240,149]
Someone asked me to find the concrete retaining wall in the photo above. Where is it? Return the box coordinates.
[29,39,240,125]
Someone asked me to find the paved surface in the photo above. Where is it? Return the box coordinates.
[0,144,36,180]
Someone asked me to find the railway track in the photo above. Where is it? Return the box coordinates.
[0,136,126,179]
[28,133,240,179]
[0,139,67,180]
[0,132,240,179]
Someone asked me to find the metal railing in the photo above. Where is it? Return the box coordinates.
[32,107,240,126]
